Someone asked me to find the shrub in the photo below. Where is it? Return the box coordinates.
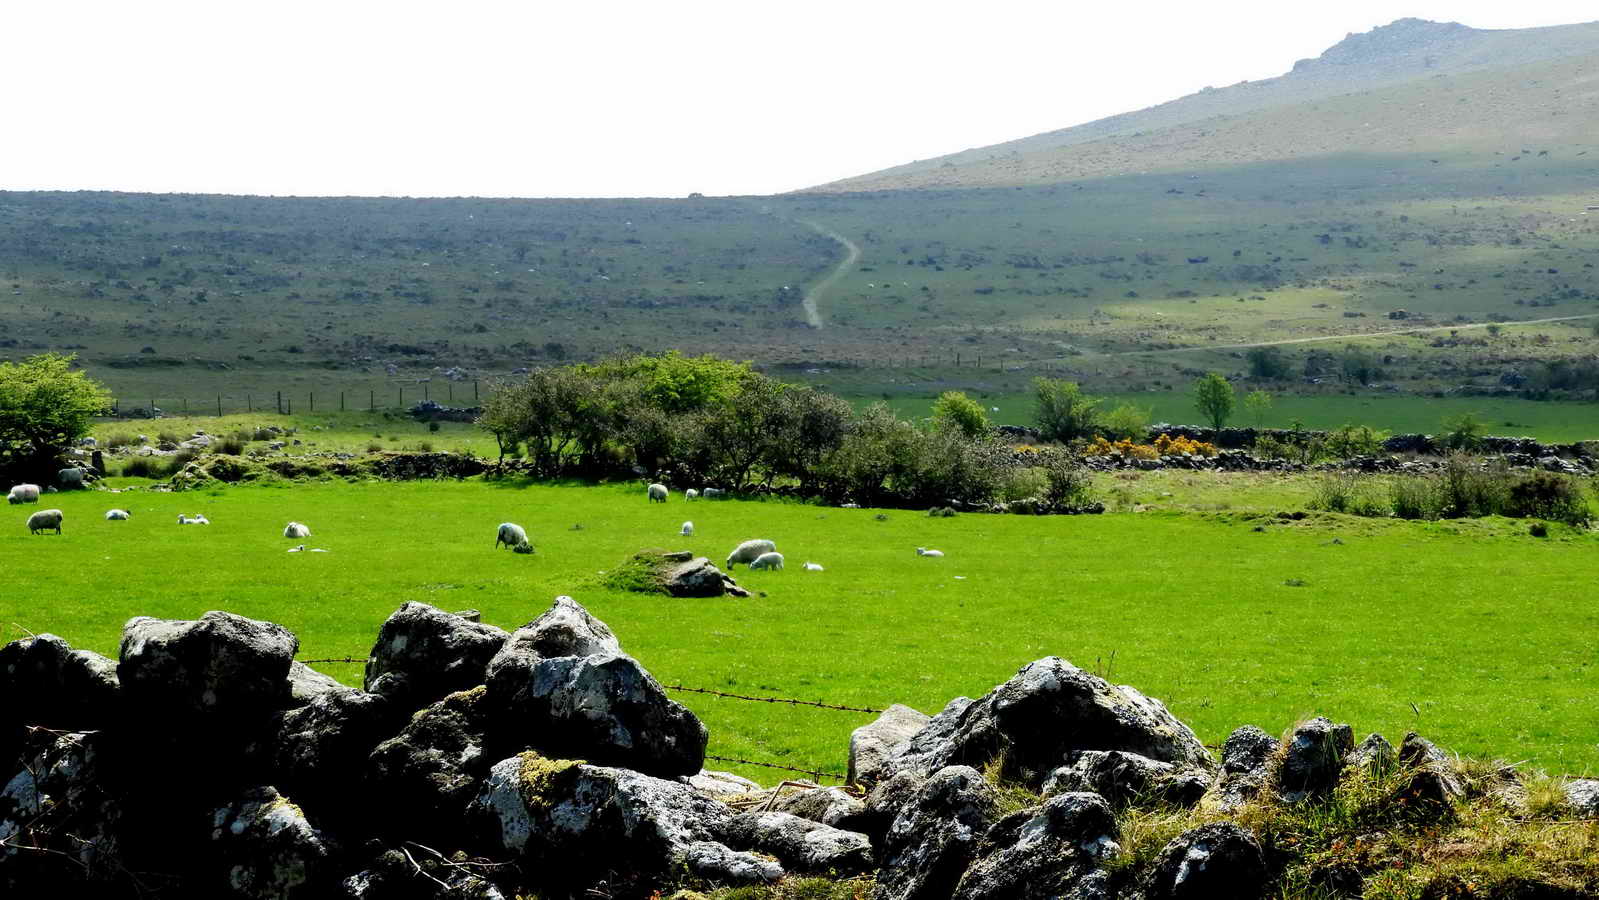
[428,421,441,433]
[120,457,159,479]
[1032,378,1100,442]
[1391,477,1440,520]
[1436,453,1511,518]
[1506,471,1591,526]
[1324,424,1388,459]
[1441,413,1485,451]
[1152,433,1217,457]
[252,427,275,441]
[931,391,991,439]
[365,442,384,454]
[1098,404,1151,441]
[998,466,1050,502]
[214,438,246,455]
[103,433,137,450]
[1036,447,1096,508]
[1309,473,1360,514]
[156,430,181,445]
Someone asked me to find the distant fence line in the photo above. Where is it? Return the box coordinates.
[106,380,485,418]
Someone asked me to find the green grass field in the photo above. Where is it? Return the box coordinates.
[6,479,1597,785]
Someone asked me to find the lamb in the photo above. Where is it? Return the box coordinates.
[496,522,528,549]
[178,514,210,525]
[284,521,312,539]
[6,484,41,505]
[681,521,694,537]
[685,489,699,501]
[27,509,64,534]
[105,509,131,521]
[916,547,944,557]
[726,538,776,568]
[647,483,668,503]
[803,561,824,572]
[748,551,785,571]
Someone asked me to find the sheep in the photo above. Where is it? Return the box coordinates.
[916,547,944,558]
[288,544,306,553]
[57,467,86,489]
[284,521,312,539]
[726,539,776,568]
[685,489,699,501]
[496,522,528,549]
[803,561,824,572]
[748,551,785,571]
[681,521,694,537]
[27,509,63,534]
[178,514,210,525]
[105,509,131,521]
[647,483,668,503]
[702,487,725,500]
[7,484,41,505]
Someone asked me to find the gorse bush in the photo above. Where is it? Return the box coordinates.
[1324,423,1389,458]
[1505,470,1591,526]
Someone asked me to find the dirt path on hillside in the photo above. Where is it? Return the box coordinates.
[796,220,860,329]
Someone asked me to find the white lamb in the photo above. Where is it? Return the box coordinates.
[496,522,528,549]
[7,484,41,505]
[685,489,699,501]
[748,551,785,571]
[802,561,824,572]
[284,521,312,539]
[681,521,694,537]
[647,483,668,503]
[27,509,64,534]
[726,538,776,568]
[178,514,210,525]
[105,509,131,521]
[916,547,944,557]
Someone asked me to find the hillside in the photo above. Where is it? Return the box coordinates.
[812,18,1599,192]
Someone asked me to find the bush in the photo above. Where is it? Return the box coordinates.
[1506,471,1591,526]
[1036,447,1096,508]
[252,427,275,441]
[157,430,181,445]
[1441,413,1485,451]
[214,438,246,455]
[366,442,384,454]
[1391,477,1441,520]
[1324,424,1388,459]
[428,421,441,433]
[103,433,137,450]
[120,457,159,479]
[1436,453,1511,518]
[1098,404,1151,442]
[998,466,1050,502]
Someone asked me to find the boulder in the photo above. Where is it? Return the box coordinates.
[1346,733,1397,777]
[364,602,508,711]
[719,811,874,874]
[0,634,121,770]
[367,686,492,842]
[859,769,929,847]
[849,703,930,787]
[770,784,871,832]
[0,731,124,892]
[952,792,1120,900]
[1129,823,1267,900]
[1396,732,1465,809]
[254,688,403,820]
[342,846,508,899]
[1563,779,1599,817]
[664,556,750,598]
[286,661,349,706]
[1278,717,1353,802]
[1202,725,1276,812]
[484,595,620,708]
[683,840,784,884]
[1043,750,1209,810]
[118,611,299,720]
[209,785,335,900]
[687,769,763,797]
[875,765,1000,900]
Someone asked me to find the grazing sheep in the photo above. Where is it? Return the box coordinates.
[916,547,944,558]
[496,522,528,549]
[7,484,41,505]
[803,561,824,572]
[647,483,668,503]
[703,487,725,500]
[105,509,131,521]
[27,509,64,534]
[284,521,312,539]
[57,468,86,489]
[685,489,699,501]
[726,538,776,568]
[681,521,694,537]
[748,551,785,571]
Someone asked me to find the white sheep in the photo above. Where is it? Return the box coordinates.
[496,522,528,549]
[748,551,785,571]
[841,502,860,509]
[916,547,944,557]
[802,561,824,572]
[178,514,210,525]
[726,538,776,568]
[703,487,725,500]
[685,489,699,501]
[287,544,306,553]
[6,484,41,505]
[105,509,131,521]
[647,483,668,503]
[681,521,694,537]
[27,509,64,534]
[57,468,86,489]
[284,521,312,539]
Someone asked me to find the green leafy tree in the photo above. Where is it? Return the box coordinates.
[1244,390,1272,428]
[1032,378,1100,443]
[931,391,991,439]
[1245,347,1290,380]
[582,351,752,414]
[0,353,111,477]
[1192,372,1236,431]
[1441,412,1485,451]
[1098,404,1151,441]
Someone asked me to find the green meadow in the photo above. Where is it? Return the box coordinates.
[6,478,1597,783]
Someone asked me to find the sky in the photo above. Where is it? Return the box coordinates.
[1,1,1595,199]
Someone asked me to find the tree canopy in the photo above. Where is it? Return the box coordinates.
[0,353,111,476]
[1192,372,1236,431]
[1032,378,1100,442]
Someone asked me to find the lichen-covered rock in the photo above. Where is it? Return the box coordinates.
[1201,726,1276,812]
[859,769,929,848]
[367,686,492,841]
[770,784,870,832]
[664,556,752,598]
[881,658,1213,790]
[471,754,745,891]
[485,596,621,688]
[1043,750,1210,810]
[1563,779,1599,816]
[118,611,299,719]
[684,840,785,884]
[0,731,124,893]
[1346,733,1397,777]
[1128,822,1267,900]
[341,847,508,899]
[850,703,930,787]
[875,765,1000,900]
[720,810,873,874]
[687,769,763,797]
[286,661,349,706]
[1277,717,1353,802]
[210,786,334,900]
[0,634,121,772]
[952,792,1120,900]
[255,687,403,819]
[363,602,508,710]
[1396,732,1465,809]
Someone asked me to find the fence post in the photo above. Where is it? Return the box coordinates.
[182,398,187,413]
[309,393,314,413]
[247,394,252,412]
[424,383,429,402]
[474,380,479,401]
[370,390,375,411]
[448,383,453,403]
[340,392,345,412]
[398,388,403,409]
[217,396,222,416]
[277,391,282,414]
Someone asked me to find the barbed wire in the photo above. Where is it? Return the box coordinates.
[300,656,365,664]
[703,754,847,783]
[662,684,883,714]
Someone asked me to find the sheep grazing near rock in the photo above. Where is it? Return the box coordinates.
[496,522,528,550]
[916,547,944,557]
[681,521,694,537]
[726,539,776,568]
[803,561,823,572]
[685,489,699,501]
[8,484,42,505]
[748,551,785,571]
[647,483,668,503]
[105,509,131,521]
[27,509,64,534]
[284,521,312,539]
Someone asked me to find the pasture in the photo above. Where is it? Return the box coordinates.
[5,478,1597,784]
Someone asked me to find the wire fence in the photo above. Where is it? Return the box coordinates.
[106,381,487,418]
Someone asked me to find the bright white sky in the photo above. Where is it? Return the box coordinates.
[1,1,1593,198]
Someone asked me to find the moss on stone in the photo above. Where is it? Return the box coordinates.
[515,751,585,813]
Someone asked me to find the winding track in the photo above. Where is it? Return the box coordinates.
[796,220,860,329]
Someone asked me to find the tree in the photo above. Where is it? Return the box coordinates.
[1192,372,1236,431]
[1340,348,1384,386]
[931,391,990,439]
[1245,347,1290,380]
[1032,378,1100,443]
[1244,390,1272,428]
[1098,404,1151,441]
[0,353,111,479]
